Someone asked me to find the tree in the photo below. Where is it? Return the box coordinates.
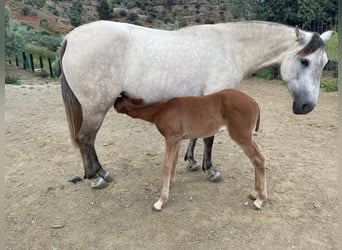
[97,0,111,20]
[5,6,29,56]
[226,0,258,20]
[255,0,337,31]
[69,0,83,27]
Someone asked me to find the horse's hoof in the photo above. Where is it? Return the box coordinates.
[97,169,113,183]
[207,169,223,182]
[153,200,163,211]
[187,162,201,171]
[253,199,264,209]
[91,176,108,189]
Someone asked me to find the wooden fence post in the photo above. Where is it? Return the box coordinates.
[39,56,43,69]
[29,54,34,72]
[22,52,27,70]
[15,56,19,67]
[48,58,53,77]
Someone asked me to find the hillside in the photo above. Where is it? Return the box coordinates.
[6,0,236,34]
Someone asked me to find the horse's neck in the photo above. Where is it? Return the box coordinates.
[126,101,166,123]
[224,22,298,75]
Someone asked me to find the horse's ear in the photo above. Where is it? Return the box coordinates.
[295,26,309,44]
[320,30,333,44]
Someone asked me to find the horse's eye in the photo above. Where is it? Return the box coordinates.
[300,58,309,67]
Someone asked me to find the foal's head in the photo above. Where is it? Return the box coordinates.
[114,94,144,113]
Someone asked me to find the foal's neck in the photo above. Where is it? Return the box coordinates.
[126,100,167,123]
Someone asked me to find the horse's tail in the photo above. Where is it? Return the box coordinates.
[60,39,82,148]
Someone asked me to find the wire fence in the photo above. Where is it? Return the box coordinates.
[6,51,61,78]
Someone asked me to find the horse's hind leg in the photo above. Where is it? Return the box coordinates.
[184,139,200,171]
[239,140,267,209]
[202,136,223,182]
[76,109,113,188]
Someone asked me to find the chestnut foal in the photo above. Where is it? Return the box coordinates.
[114,89,266,210]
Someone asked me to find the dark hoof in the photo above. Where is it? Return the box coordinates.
[187,162,201,171]
[207,169,223,182]
[91,176,109,189]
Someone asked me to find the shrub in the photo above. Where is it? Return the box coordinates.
[97,0,111,20]
[320,77,338,92]
[128,12,139,21]
[119,8,128,16]
[5,75,20,85]
[22,6,31,15]
[204,19,215,24]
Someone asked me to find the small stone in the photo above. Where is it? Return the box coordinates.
[51,224,64,229]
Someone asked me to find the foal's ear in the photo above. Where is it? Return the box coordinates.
[295,26,310,44]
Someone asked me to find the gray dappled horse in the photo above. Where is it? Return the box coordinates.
[60,21,332,188]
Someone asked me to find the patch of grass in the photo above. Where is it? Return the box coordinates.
[326,32,338,61]
[254,68,273,80]
[5,75,20,84]
[253,67,280,80]
[320,77,338,92]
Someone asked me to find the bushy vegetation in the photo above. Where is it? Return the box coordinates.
[320,77,338,92]
[5,75,20,85]
[5,0,338,83]
[326,32,338,62]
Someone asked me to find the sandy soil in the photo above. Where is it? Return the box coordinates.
[5,77,338,250]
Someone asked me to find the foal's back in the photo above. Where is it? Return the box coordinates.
[152,89,260,140]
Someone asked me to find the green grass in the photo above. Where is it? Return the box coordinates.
[5,75,20,84]
[320,77,338,92]
[326,32,338,62]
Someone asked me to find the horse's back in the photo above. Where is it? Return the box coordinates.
[61,21,240,105]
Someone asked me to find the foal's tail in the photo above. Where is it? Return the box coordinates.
[255,104,260,132]
[60,39,82,148]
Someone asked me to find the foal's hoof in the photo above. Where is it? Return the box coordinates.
[91,176,108,189]
[207,169,223,182]
[253,199,264,210]
[153,200,163,211]
[187,162,201,171]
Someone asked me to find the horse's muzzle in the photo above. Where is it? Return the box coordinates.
[292,101,315,114]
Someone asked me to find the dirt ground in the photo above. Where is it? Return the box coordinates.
[5,77,338,250]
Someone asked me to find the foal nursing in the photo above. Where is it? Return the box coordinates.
[114,89,267,210]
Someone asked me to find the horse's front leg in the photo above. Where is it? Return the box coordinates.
[203,136,223,182]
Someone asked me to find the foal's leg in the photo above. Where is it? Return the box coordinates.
[76,110,113,189]
[154,138,181,211]
[184,139,201,171]
[239,140,267,209]
[170,145,180,186]
[202,136,223,182]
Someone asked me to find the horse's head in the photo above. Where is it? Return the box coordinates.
[280,27,333,114]
[114,94,144,114]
